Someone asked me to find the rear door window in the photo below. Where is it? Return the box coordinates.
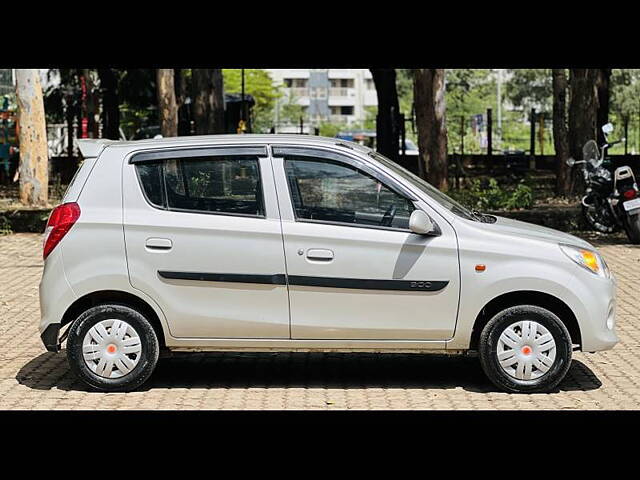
[135,154,264,217]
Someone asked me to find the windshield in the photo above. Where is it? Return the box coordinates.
[583,140,600,164]
[367,150,478,220]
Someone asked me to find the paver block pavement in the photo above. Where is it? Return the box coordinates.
[1,232,639,410]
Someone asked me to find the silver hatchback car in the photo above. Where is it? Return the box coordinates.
[39,135,618,393]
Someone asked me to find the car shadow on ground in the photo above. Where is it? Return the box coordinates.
[16,350,602,395]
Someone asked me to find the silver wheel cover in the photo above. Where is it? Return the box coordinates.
[82,319,142,379]
[497,320,557,381]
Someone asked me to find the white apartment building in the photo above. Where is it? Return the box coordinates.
[266,69,378,132]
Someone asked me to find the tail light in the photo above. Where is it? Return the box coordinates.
[43,202,81,260]
[623,189,638,200]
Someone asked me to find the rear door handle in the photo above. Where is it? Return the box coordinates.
[146,238,173,250]
[306,248,334,261]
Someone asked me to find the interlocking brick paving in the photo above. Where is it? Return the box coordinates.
[1,232,639,410]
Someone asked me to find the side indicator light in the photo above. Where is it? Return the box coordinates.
[475,264,486,272]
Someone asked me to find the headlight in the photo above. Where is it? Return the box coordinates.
[559,244,610,278]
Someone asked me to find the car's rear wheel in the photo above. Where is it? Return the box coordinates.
[66,304,159,392]
[478,305,572,393]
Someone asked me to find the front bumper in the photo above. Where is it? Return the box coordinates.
[578,273,619,352]
[41,323,61,352]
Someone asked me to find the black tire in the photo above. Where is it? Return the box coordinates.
[66,304,160,392]
[478,305,572,393]
[581,199,617,233]
[622,213,640,244]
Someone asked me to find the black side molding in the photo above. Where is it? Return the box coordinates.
[158,271,286,285]
[288,276,448,292]
[158,271,448,292]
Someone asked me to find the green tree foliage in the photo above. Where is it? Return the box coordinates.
[446,69,495,153]
[449,177,534,210]
[608,69,640,152]
[118,69,157,137]
[505,69,552,113]
[610,69,640,120]
[446,69,494,117]
[318,122,345,137]
[223,69,279,133]
[278,91,307,127]
[396,69,414,117]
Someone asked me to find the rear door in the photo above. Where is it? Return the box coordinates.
[123,145,289,339]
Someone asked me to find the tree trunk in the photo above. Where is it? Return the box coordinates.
[83,69,99,138]
[552,69,571,196]
[192,69,225,135]
[370,69,400,163]
[15,69,48,206]
[413,69,448,190]
[210,69,225,134]
[568,69,599,194]
[156,69,178,137]
[98,68,120,140]
[596,68,611,145]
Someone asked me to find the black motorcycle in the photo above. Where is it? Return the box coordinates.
[568,122,640,243]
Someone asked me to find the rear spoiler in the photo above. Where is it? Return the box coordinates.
[76,139,115,159]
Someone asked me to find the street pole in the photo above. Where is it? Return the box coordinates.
[530,108,536,170]
[274,95,279,134]
[625,118,629,155]
[241,69,245,123]
[497,69,503,151]
[487,108,493,169]
[460,115,464,155]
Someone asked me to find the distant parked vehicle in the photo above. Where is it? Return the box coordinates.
[568,122,640,243]
[400,138,419,156]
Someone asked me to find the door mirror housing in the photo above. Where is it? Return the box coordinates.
[409,210,436,235]
[602,123,614,134]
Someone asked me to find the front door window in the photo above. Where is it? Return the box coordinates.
[284,157,414,230]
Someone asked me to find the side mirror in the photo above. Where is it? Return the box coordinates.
[602,123,614,134]
[409,210,436,235]
[566,158,576,166]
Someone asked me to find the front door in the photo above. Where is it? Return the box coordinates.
[123,145,289,339]
[272,146,459,340]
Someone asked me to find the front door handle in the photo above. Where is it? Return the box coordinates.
[146,238,173,250]
[306,248,334,261]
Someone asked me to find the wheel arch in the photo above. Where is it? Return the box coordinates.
[61,290,166,347]
[469,290,581,351]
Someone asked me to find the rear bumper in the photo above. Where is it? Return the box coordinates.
[38,246,77,343]
[41,323,61,352]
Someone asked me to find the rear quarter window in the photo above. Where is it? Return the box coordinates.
[135,162,164,207]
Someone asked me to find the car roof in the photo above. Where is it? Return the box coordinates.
[77,134,372,159]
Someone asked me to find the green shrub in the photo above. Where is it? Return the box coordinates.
[505,182,534,209]
[449,178,534,211]
[0,215,12,235]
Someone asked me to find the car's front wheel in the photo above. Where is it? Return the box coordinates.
[478,305,572,393]
[66,304,160,392]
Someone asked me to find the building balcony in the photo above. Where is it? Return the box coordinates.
[286,87,310,99]
[329,87,356,98]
